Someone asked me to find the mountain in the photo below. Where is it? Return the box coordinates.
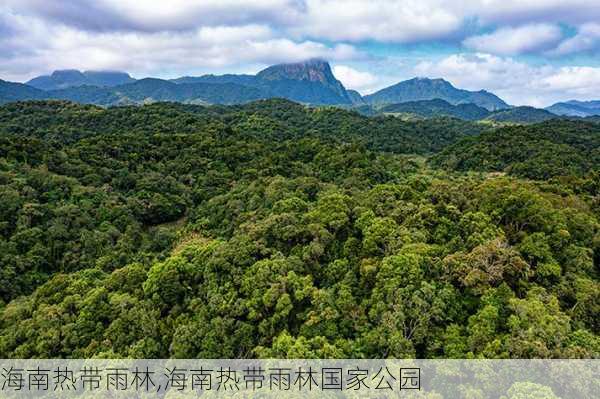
[171,74,259,86]
[6,77,269,107]
[6,61,584,112]
[253,59,352,104]
[27,70,135,90]
[546,100,600,117]
[346,89,366,105]
[117,79,266,104]
[40,60,354,106]
[0,79,47,104]
[48,85,121,106]
[484,106,559,124]
[256,59,345,92]
[48,78,266,105]
[84,71,136,87]
[171,59,353,105]
[376,101,557,124]
[380,99,491,121]
[365,77,509,111]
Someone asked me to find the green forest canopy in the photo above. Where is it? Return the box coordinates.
[0,100,598,359]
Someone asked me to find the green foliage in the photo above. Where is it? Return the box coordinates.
[484,106,559,124]
[381,99,491,121]
[431,120,600,179]
[502,381,560,399]
[0,100,598,359]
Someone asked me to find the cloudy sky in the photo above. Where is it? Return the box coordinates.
[2,0,600,106]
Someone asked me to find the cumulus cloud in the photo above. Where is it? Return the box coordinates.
[332,65,378,92]
[463,24,563,55]
[550,23,600,56]
[6,0,600,45]
[0,9,363,81]
[470,0,600,26]
[293,0,462,43]
[538,67,600,96]
[414,53,600,106]
[5,0,463,42]
[4,0,306,32]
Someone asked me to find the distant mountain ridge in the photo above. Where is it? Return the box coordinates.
[365,77,509,111]
[15,60,354,106]
[546,100,600,117]
[43,78,267,106]
[1,60,518,110]
[0,79,47,103]
[375,99,560,124]
[27,70,135,90]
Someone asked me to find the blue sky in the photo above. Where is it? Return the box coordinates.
[2,1,600,106]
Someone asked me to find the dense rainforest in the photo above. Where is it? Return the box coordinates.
[0,100,598,359]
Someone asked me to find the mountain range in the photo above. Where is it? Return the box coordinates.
[380,99,492,120]
[379,99,559,123]
[545,100,600,117]
[27,70,135,90]
[366,77,509,111]
[1,59,599,123]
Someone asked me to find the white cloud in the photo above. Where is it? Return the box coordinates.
[5,0,463,43]
[538,67,600,96]
[550,23,600,56]
[332,65,378,92]
[414,53,534,92]
[463,24,562,55]
[2,0,600,47]
[470,0,600,26]
[4,0,306,31]
[6,0,600,46]
[105,0,307,31]
[291,1,600,44]
[0,10,363,81]
[414,53,600,107]
[293,0,461,43]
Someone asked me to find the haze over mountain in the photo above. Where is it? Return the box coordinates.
[365,77,510,111]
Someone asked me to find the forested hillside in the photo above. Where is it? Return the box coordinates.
[380,99,491,121]
[0,99,487,153]
[431,120,600,179]
[0,100,598,359]
[484,106,559,124]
